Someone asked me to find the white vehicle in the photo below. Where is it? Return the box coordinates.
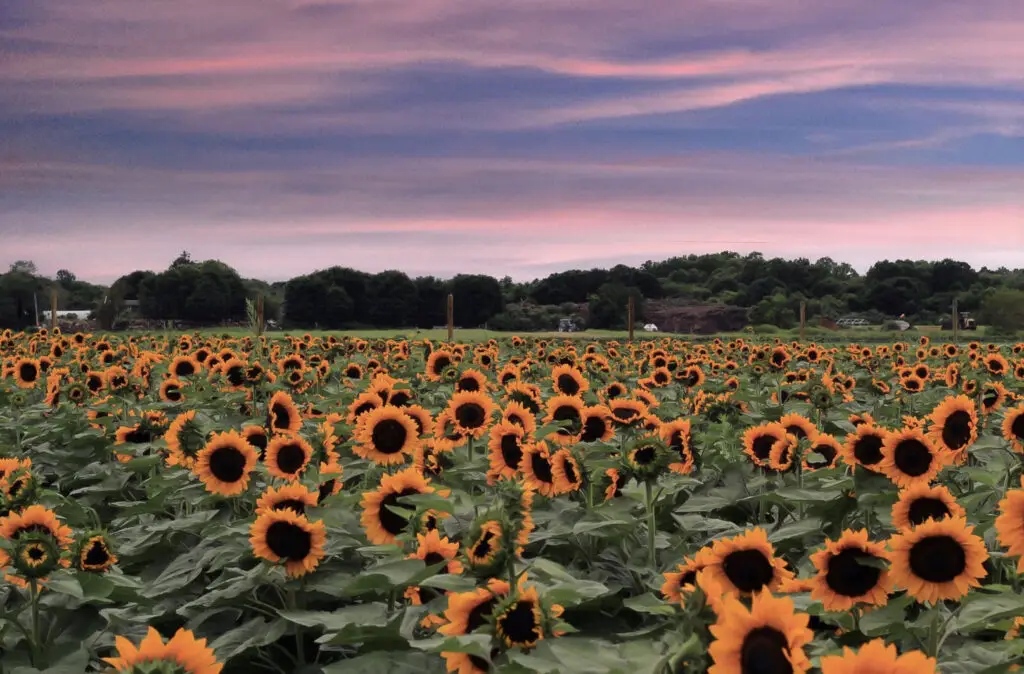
[836,317,870,328]
[643,323,659,332]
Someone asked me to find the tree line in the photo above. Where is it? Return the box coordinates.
[1,252,1022,332]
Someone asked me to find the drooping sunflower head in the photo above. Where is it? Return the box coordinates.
[255,482,319,517]
[1001,403,1024,453]
[494,585,545,649]
[550,448,583,494]
[521,442,557,498]
[891,483,965,530]
[77,532,118,572]
[465,519,506,573]
[266,390,302,434]
[742,422,787,468]
[360,467,434,546]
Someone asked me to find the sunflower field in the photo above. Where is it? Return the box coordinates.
[1,329,1024,674]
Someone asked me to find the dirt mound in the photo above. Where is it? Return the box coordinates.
[643,300,749,334]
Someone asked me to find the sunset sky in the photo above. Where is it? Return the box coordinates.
[3,0,1023,283]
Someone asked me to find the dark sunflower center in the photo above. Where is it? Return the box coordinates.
[423,551,447,568]
[852,434,884,466]
[273,499,307,515]
[455,403,487,429]
[907,497,951,525]
[498,600,540,645]
[84,540,110,566]
[431,356,451,375]
[552,405,582,435]
[562,458,578,484]
[467,597,499,632]
[458,377,481,392]
[318,480,336,502]
[722,549,775,593]
[175,361,195,377]
[248,432,268,452]
[556,373,580,395]
[390,391,411,407]
[346,366,361,378]
[633,445,657,465]
[165,386,182,401]
[125,428,152,443]
[612,406,639,422]
[785,424,807,439]
[893,439,933,476]
[270,403,293,430]
[808,443,836,468]
[988,360,1004,373]
[825,548,882,597]
[209,446,247,482]
[19,363,38,381]
[680,570,697,586]
[275,443,307,474]
[607,386,624,399]
[226,366,245,386]
[1010,413,1024,440]
[581,415,607,442]
[472,530,496,560]
[654,371,669,384]
[909,535,967,583]
[739,626,791,674]
[265,520,312,560]
[500,434,523,470]
[752,435,778,460]
[530,453,554,484]
[371,418,408,454]
[941,411,974,449]
[771,352,787,366]
[378,489,418,535]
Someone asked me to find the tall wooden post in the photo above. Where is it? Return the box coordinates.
[446,293,454,343]
[50,288,58,330]
[627,295,635,343]
[256,294,265,337]
[952,298,959,344]
[799,301,806,341]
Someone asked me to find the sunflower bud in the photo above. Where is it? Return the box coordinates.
[76,532,118,572]
[13,533,59,579]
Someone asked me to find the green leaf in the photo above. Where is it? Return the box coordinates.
[859,595,912,636]
[43,574,84,600]
[624,592,677,616]
[209,617,288,660]
[952,592,1024,634]
[340,559,427,596]
[768,518,823,544]
[280,603,389,631]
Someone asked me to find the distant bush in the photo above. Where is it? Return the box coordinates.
[750,324,779,334]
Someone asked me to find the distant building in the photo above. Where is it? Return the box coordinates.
[41,309,93,320]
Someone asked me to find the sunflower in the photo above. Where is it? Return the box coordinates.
[78,533,118,572]
[708,591,812,674]
[608,398,649,427]
[249,508,326,578]
[778,413,817,441]
[995,483,1024,573]
[984,353,1010,377]
[678,365,706,388]
[603,381,628,402]
[426,350,455,381]
[440,577,511,636]
[164,410,207,469]
[809,529,891,612]
[521,442,558,497]
[103,627,222,674]
[0,457,32,481]
[742,423,787,468]
[819,639,936,674]
[550,449,582,494]
[487,421,526,483]
[543,395,584,444]
[168,354,201,378]
[840,424,888,472]
[466,520,504,569]
[0,503,75,544]
[13,358,41,388]
[448,391,496,439]
[602,468,626,501]
[888,517,988,603]
[1002,404,1024,454]
[768,434,797,473]
[659,418,696,474]
[194,430,258,497]
[804,433,842,471]
[266,391,302,434]
[409,528,464,576]
[317,461,344,502]
[354,406,419,466]
[661,554,710,605]
[981,382,1009,415]
[879,428,946,488]
[360,467,436,546]
[891,483,965,529]
[923,395,977,465]
[702,528,794,596]
[494,585,545,649]
[579,405,614,443]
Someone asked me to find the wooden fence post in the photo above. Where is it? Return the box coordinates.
[799,301,806,341]
[952,298,959,344]
[627,296,635,343]
[50,288,58,330]
[447,293,454,343]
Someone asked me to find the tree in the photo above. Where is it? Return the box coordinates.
[8,260,37,275]
[587,283,643,330]
[55,269,77,285]
[449,274,503,327]
[749,293,797,328]
[367,271,417,327]
[170,251,194,268]
[414,276,447,328]
[980,289,1024,334]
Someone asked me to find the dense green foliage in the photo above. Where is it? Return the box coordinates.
[1,253,1022,331]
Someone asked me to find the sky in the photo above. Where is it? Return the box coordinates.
[2,0,1023,283]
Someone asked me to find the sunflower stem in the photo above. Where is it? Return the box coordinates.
[286,586,306,665]
[644,480,657,568]
[926,602,943,657]
[29,579,43,668]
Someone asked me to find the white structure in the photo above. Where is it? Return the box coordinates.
[41,309,92,320]
[643,323,659,332]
